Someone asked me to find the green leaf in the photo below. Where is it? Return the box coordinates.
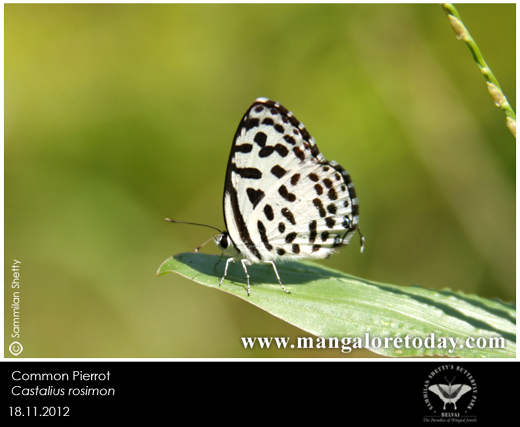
[158,253,516,358]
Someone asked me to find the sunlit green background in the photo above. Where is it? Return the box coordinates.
[5,4,515,358]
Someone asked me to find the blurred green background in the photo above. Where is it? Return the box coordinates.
[4,4,515,358]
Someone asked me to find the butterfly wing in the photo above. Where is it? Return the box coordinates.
[449,384,471,403]
[223,98,360,263]
[429,385,451,403]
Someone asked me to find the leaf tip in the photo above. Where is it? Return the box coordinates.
[156,256,175,277]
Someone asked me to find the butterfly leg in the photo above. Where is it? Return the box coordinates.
[213,253,225,271]
[240,259,252,296]
[265,261,290,294]
[219,257,235,287]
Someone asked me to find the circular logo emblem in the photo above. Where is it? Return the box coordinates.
[423,365,477,422]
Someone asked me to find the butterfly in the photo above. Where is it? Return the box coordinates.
[169,98,364,296]
[429,378,472,410]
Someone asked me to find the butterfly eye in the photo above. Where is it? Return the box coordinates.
[218,233,229,249]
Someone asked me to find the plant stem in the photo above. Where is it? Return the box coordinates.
[441,3,516,138]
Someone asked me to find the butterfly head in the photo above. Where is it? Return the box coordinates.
[214,231,228,249]
[214,231,240,257]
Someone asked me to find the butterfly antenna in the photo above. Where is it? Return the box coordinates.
[165,218,223,234]
[165,218,224,253]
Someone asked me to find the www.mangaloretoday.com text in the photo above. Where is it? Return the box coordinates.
[241,333,505,354]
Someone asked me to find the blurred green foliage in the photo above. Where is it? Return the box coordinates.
[5,4,515,358]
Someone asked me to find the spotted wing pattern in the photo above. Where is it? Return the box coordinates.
[222,98,360,265]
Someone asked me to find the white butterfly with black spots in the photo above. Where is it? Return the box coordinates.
[170,98,363,296]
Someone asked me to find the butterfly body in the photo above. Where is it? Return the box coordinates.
[216,98,363,295]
